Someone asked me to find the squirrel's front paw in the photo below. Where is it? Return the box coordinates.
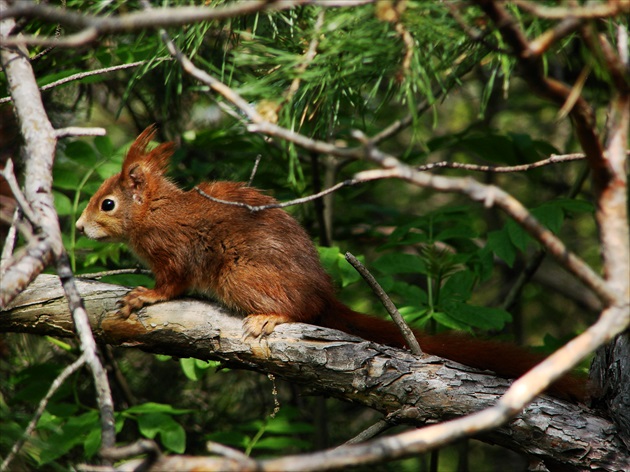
[117,287,151,319]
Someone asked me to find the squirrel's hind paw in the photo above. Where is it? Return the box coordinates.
[242,313,293,339]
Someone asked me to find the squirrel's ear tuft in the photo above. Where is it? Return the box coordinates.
[147,142,176,175]
[123,125,175,177]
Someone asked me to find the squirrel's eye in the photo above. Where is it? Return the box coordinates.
[101,199,116,212]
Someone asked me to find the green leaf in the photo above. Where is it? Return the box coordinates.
[430,311,472,332]
[264,418,313,435]
[84,428,101,458]
[136,412,186,453]
[444,302,512,331]
[205,430,249,448]
[64,140,98,166]
[372,253,426,275]
[435,223,478,241]
[94,136,114,157]
[440,271,475,302]
[160,419,186,453]
[137,412,168,439]
[53,191,73,216]
[96,161,122,180]
[506,219,531,252]
[555,198,594,214]
[180,358,199,381]
[125,402,192,415]
[251,436,311,451]
[486,229,516,267]
[532,203,564,234]
[317,246,341,276]
[399,306,430,325]
[388,281,427,306]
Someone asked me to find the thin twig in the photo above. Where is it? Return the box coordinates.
[195,178,368,212]
[528,17,583,57]
[344,419,395,445]
[56,256,117,452]
[55,127,107,138]
[0,159,39,225]
[100,438,161,471]
[206,441,257,465]
[513,0,630,20]
[79,268,152,280]
[0,209,20,269]
[0,60,166,104]
[345,252,422,355]
[0,354,87,472]
[247,155,262,187]
[416,153,588,173]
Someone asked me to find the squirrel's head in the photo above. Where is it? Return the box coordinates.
[76,125,176,242]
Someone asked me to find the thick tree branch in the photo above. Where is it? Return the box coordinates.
[1,274,627,470]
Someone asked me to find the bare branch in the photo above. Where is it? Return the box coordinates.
[195,178,369,212]
[513,0,630,20]
[0,236,55,309]
[528,17,583,57]
[55,127,107,138]
[345,252,422,355]
[0,159,38,225]
[247,155,263,187]
[416,152,588,173]
[100,439,161,469]
[0,60,167,104]
[344,419,394,445]
[79,268,152,280]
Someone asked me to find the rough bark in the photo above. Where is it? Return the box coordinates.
[1,274,627,470]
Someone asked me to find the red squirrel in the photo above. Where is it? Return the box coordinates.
[76,126,585,402]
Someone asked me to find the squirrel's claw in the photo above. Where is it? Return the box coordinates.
[242,313,293,339]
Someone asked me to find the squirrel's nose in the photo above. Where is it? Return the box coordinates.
[76,218,85,234]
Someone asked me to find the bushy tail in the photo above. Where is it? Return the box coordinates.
[320,301,586,402]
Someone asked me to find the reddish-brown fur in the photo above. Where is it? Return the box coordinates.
[76,126,585,402]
